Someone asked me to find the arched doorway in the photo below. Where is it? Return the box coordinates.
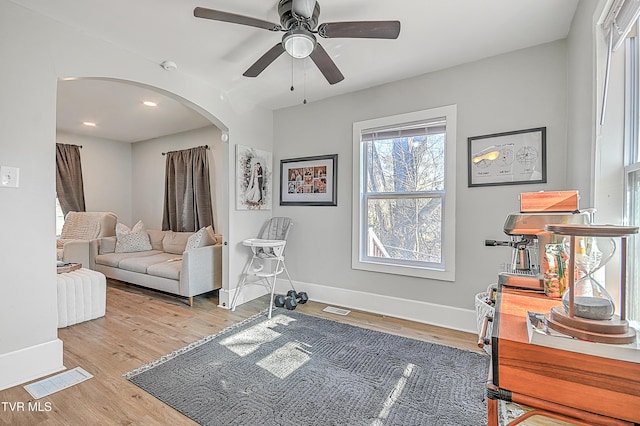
[56,76,229,296]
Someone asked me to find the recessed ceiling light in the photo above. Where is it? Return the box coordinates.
[82,121,96,127]
[143,101,157,107]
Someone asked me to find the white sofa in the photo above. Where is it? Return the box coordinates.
[57,211,118,268]
[94,227,222,305]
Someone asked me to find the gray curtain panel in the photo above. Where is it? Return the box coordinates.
[56,143,86,215]
[162,146,213,232]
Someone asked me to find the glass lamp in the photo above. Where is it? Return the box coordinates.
[283,29,316,59]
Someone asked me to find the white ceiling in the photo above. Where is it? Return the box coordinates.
[56,79,213,143]
[14,0,579,142]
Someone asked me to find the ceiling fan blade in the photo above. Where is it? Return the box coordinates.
[318,21,401,39]
[243,43,286,77]
[194,7,282,32]
[309,43,344,85]
[292,0,317,18]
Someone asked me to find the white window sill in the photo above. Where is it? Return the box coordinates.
[352,259,455,281]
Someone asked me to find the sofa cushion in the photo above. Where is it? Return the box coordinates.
[185,227,216,251]
[118,253,179,274]
[95,250,162,268]
[162,231,193,255]
[147,260,182,281]
[147,230,166,251]
[115,220,152,253]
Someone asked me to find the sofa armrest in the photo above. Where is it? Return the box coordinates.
[97,236,117,254]
[62,239,99,269]
[180,244,222,297]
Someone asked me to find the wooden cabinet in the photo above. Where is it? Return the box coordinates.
[487,287,640,425]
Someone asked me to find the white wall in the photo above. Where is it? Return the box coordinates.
[273,41,570,330]
[0,1,272,390]
[56,131,132,225]
[131,126,223,231]
[566,0,599,208]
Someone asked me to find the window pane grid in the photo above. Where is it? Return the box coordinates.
[626,168,640,320]
[626,31,640,322]
[363,193,443,265]
[365,134,445,193]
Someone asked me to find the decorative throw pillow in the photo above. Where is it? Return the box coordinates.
[185,227,216,251]
[115,220,152,253]
[205,225,219,244]
[162,231,194,254]
[146,229,166,251]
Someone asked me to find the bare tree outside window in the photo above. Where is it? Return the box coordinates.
[364,133,445,265]
[353,105,456,280]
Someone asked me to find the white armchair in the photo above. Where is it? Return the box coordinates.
[57,211,117,268]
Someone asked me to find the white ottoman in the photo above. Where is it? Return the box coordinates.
[57,268,106,328]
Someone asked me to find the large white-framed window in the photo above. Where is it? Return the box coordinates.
[352,105,456,280]
[625,28,640,322]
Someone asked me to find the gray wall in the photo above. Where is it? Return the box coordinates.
[274,41,570,321]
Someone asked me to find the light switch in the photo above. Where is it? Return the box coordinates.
[1,166,19,188]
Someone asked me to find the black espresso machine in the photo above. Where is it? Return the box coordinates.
[485,211,591,290]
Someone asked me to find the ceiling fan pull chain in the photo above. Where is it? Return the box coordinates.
[290,54,295,92]
[303,58,308,104]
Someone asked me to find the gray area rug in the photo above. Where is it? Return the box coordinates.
[126,310,490,426]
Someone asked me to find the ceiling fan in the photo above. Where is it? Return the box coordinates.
[194,0,401,85]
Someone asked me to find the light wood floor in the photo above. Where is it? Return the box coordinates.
[0,280,558,425]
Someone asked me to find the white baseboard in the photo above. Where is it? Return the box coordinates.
[218,283,268,310]
[0,339,65,391]
[221,277,477,334]
[275,278,477,334]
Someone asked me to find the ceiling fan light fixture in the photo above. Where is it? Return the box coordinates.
[283,29,316,58]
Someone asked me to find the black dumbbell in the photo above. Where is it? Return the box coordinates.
[287,289,309,304]
[284,296,297,310]
[296,292,309,304]
[274,294,286,308]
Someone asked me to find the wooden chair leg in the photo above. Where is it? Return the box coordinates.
[487,398,499,426]
[188,296,193,307]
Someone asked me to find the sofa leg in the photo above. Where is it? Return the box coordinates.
[188,296,193,307]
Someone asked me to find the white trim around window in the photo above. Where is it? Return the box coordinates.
[351,105,457,281]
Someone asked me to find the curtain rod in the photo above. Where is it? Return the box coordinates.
[162,145,209,156]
